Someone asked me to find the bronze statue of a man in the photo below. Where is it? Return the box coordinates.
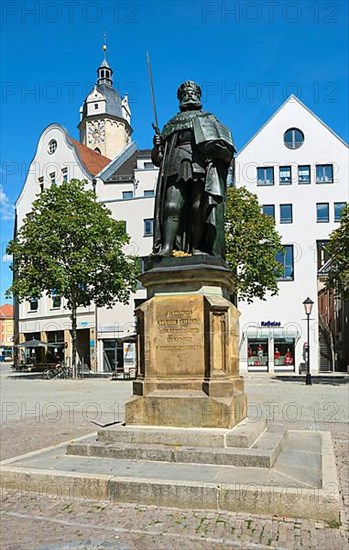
[151,80,235,258]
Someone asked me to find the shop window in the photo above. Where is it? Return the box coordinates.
[276,245,294,280]
[298,165,311,184]
[274,339,295,369]
[262,204,275,218]
[247,339,268,368]
[257,167,274,186]
[279,166,291,184]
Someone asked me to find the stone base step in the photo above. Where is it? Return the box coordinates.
[0,430,340,522]
[98,418,267,448]
[67,424,285,469]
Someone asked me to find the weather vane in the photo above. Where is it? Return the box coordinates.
[103,31,108,57]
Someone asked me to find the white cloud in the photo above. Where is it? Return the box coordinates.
[2,254,13,263]
[0,185,15,221]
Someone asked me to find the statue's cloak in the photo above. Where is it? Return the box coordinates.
[153,110,234,257]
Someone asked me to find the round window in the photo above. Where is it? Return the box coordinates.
[48,139,57,154]
[283,128,304,149]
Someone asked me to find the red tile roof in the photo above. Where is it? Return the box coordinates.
[0,304,14,319]
[68,137,111,176]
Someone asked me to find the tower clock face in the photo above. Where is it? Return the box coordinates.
[87,121,105,144]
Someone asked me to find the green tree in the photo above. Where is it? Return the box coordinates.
[225,186,283,303]
[6,179,138,376]
[326,204,349,298]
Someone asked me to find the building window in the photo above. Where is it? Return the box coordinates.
[334,202,346,222]
[94,103,98,109]
[29,298,38,312]
[283,128,304,149]
[94,147,101,155]
[38,176,44,193]
[62,168,68,183]
[48,139,57,154]
[262,205,275,218]
[280,204,293,224]
[317,203,329,222]
[143,218,154,236]
[316,164,333,183]
[248,339,269,369]
[317,240,330,270]
[50,172,56,185]
[298,165,311,184]
[144,161,154,169]
[51,290,61,309]
[276,245,294,280]
[257,167,274,186]
[144,190,155,197]
[122,191,133,200]
[279,166,291,184]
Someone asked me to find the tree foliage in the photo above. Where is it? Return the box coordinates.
[225,186,283,302]
[326,204,349,298]
[6,179,139,374]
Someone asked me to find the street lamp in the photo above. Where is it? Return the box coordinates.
[303,297,314,386]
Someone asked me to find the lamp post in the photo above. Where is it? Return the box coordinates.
[303,297,314,386]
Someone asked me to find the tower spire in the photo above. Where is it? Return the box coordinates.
[97,34,113,86]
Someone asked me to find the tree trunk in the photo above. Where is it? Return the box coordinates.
[71,305,77,379]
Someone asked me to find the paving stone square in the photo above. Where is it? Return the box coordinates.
[1,365,348,549]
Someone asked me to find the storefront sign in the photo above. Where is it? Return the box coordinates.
[259,321,283,328]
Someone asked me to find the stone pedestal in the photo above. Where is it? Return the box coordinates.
[125,256,247,429]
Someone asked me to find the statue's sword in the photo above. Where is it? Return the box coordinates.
[146,51,160,135]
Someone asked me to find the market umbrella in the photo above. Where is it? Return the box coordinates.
[14,339,59,348]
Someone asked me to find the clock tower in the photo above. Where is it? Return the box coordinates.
[78,45,132,159]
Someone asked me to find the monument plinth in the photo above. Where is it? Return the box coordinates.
[125,256,247,428]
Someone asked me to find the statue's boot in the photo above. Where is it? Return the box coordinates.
[160,216,180,256]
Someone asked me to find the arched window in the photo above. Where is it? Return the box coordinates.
[94,147,101,155]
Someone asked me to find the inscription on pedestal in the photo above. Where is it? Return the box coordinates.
[154,298,204,376]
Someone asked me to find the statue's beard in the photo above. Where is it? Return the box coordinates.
[179,98,202,111]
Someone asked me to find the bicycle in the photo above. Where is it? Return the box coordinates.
[43,363,71,380]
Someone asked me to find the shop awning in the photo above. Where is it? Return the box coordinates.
[244,327,301,339]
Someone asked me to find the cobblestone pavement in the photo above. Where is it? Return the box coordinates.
[1,366,348,549]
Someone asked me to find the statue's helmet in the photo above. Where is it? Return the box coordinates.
[177,81,202,101]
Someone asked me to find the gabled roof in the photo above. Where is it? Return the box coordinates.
[0,304,14,319]
[237,95,348,156]
[106,149,152,183]
[68,137,111,176]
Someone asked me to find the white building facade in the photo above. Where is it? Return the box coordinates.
[235,96,348,375]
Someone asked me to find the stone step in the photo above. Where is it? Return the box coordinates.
[97,418,267,448]
[67,424,286,468]
[0,430,340,522]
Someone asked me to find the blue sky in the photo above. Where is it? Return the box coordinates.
[1,0,348,303]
